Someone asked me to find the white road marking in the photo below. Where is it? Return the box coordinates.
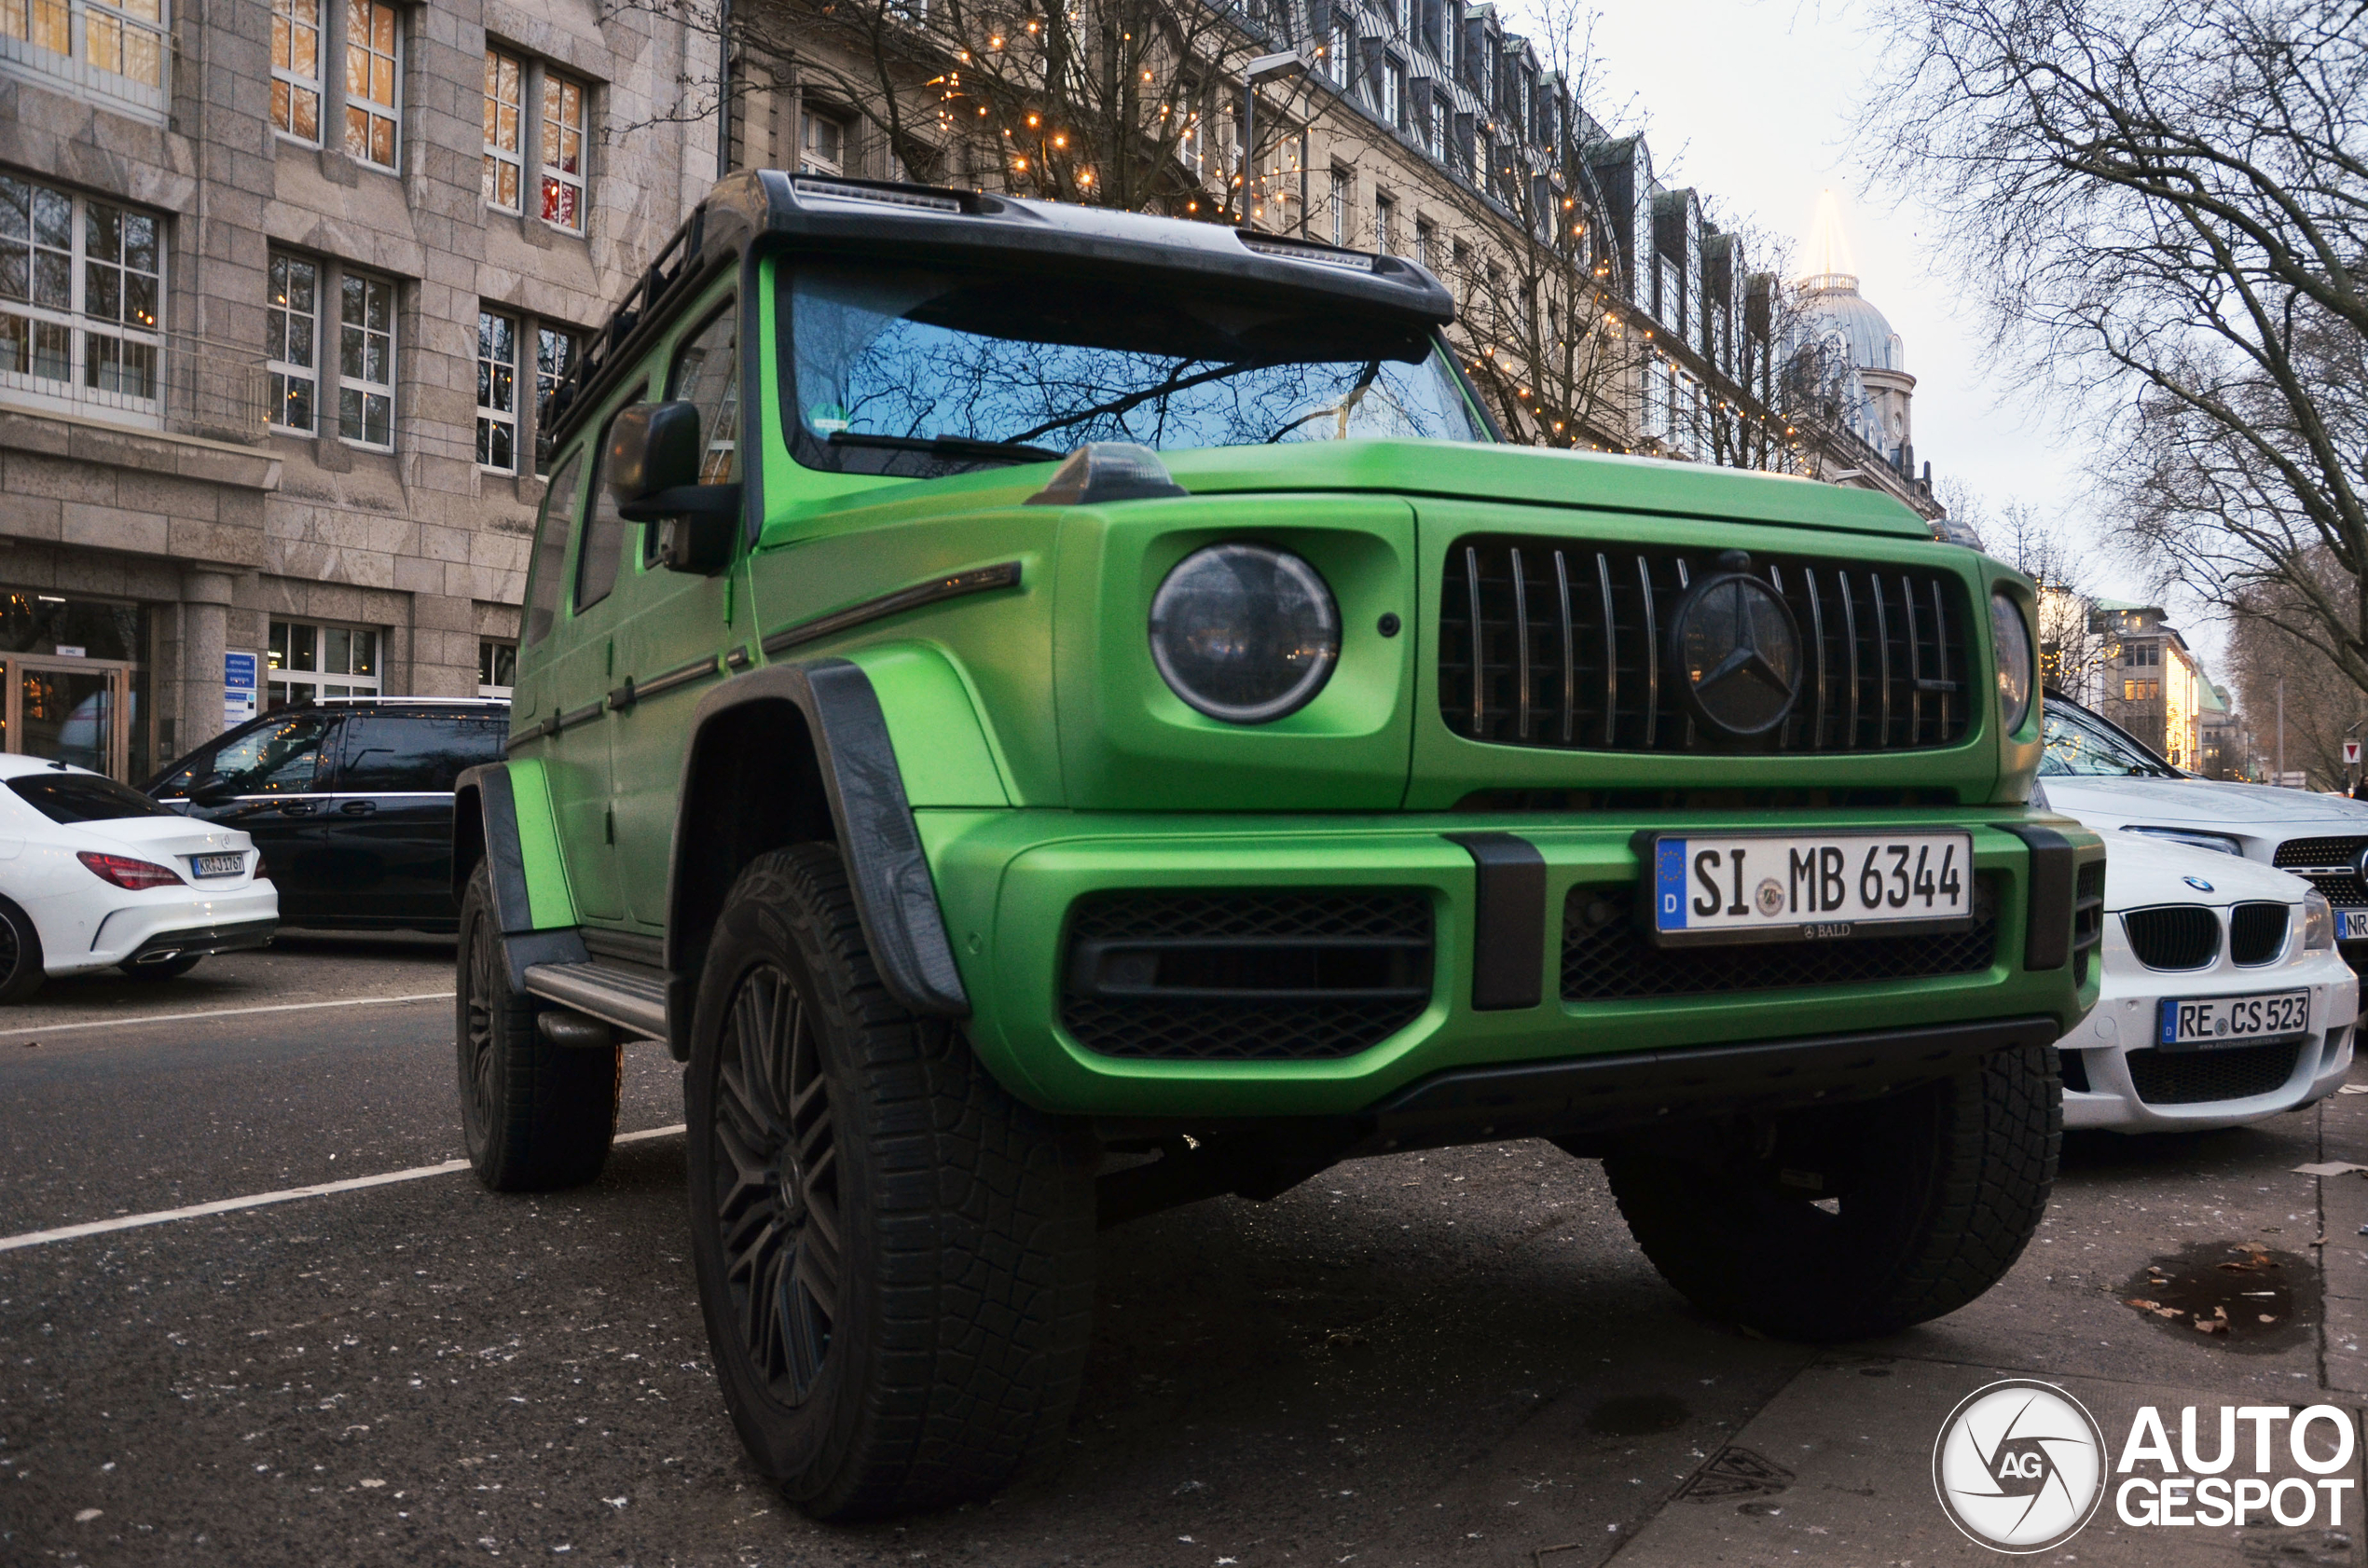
[0,1123,688,1254]
[0,990,457,1038]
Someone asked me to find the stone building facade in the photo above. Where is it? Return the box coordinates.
[0,0,711,778]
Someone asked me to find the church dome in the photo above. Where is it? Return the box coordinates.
[1797,279,1907,373]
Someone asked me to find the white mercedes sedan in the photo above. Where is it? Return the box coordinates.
[2061,829,2357,1133]
[0,754,277,1001]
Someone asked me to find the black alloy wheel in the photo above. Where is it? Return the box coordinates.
[711,960,842,1405]
[0,897,44,1003]
[454,861,618,1190]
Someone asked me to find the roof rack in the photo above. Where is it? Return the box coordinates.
[543,203,715,440]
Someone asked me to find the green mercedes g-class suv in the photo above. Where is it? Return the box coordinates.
[452,171,2103,1520]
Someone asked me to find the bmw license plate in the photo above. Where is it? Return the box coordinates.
[191,852,244,878]
[1642,831,1976,947]
[2158,991,2309,1052]
[2339,909,2368,942]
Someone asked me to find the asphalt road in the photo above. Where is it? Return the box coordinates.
[6,939,2368,1566]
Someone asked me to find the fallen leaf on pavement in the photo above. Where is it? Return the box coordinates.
[2196,1318,2229,1334]
[2261,1314,2279,1324]
[2292,1162,2368,1176]
[2127,1299,2161,1312]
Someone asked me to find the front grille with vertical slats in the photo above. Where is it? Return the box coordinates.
[2122,905,2222,970]
[1436,536,1976,754]
[2273,836,2368,905]
[2229,901,2290,966]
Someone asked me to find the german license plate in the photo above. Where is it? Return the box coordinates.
[191,852,244,878]
[1643,831,1976,947]
[2157,991,2309,1052]
[2339,909,2368,942]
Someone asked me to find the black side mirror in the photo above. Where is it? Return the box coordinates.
[607,401,741,575]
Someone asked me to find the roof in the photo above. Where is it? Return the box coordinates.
[549,172,1457,450]
[1797,282,1904,373]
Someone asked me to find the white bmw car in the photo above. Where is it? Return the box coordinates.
[2036,695,2368,964]
[0,753,277,1001]
[2061,829,2357,1132]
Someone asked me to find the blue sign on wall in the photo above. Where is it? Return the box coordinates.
[225,651,258,725]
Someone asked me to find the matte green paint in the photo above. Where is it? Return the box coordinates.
[504,757,580,930]
[846,641,1012,807]
[513,240,2085,1122]
[917,805,2100,1117]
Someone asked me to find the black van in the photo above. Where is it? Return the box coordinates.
[147,698,509,931]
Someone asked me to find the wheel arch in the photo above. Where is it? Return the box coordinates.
[664,657,970,1058]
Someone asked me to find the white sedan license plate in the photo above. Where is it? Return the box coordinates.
[191,852,244,878]
[2339,909,2368,942]
[2157,991,2309,1052]
[1645,831,1975,947]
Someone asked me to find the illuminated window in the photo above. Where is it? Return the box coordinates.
[268,618,379,708]
[267,252,318,433]
[475,308,516,472]
[337,270,395,447]
[2,0,167,109]
[343,0,399,172]
[0,174,163,422]
[483,48,523,211]
[540,72,586,230]
[271,0,322,142]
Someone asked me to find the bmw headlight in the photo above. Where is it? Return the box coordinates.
[2305,888,2334,951]
[1991,590,2034,735]
[2121,826,2245,858]
[1149,543,1340,723]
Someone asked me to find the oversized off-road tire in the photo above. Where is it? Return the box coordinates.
[1601,1041,2059,1342]
[685,844,1096,1521]
[0,897,44,1004]
[455,861,618,1190]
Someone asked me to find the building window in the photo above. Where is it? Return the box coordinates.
[269,0,321,142]
[483,48,523,211]
[1384,62,1404,129]
[1414,218,1434,270]
[267,252,318,433]
[800,108,847,175]
[540,72,586,230]
[477,639,516,697]
[1374,192,1395,254]
[533,323,575,475]
[1,0,167,107]
[476,308,516,472]
[1329,24,1348,83]
[268,618,379,707]
[337,270,394,447]
[343,0,399,172]
[0,174,164,423]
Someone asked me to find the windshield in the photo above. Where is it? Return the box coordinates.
[787,264,1486,477]
[2039,698,2178,777]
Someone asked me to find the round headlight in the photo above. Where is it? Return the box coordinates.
[1991,590,2034,736]
[1149,543,1341,723]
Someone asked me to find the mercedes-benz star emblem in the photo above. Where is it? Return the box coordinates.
[1668,568,1803,739]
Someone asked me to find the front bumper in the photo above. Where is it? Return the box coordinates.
[2060,939,2359,1133]
[923,806,2102,1120]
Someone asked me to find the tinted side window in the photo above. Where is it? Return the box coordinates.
[340,715,507,793]
[523,448,582,646]
[576,396,640,613]
[197,714,339,795]
[10,774,180,823]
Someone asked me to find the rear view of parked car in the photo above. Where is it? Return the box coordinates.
[0,754,277,1000]
[2059,830,2358,1131]
[149,698,507,931]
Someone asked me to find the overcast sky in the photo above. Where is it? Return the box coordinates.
[1565,0,2155,612]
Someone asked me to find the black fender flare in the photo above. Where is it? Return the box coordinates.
[664,657,971,1020]
[453,763,590,991]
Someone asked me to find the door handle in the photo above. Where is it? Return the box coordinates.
[340,800,377,816]
[277,801,315,816]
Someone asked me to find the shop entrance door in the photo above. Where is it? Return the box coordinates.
[10,658,134,778]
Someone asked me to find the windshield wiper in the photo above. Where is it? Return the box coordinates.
[827,431,1065,465]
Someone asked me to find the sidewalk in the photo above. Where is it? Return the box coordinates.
[1603,1069,2368,1567]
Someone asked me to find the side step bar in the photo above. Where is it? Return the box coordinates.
[522,960,668,1042]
